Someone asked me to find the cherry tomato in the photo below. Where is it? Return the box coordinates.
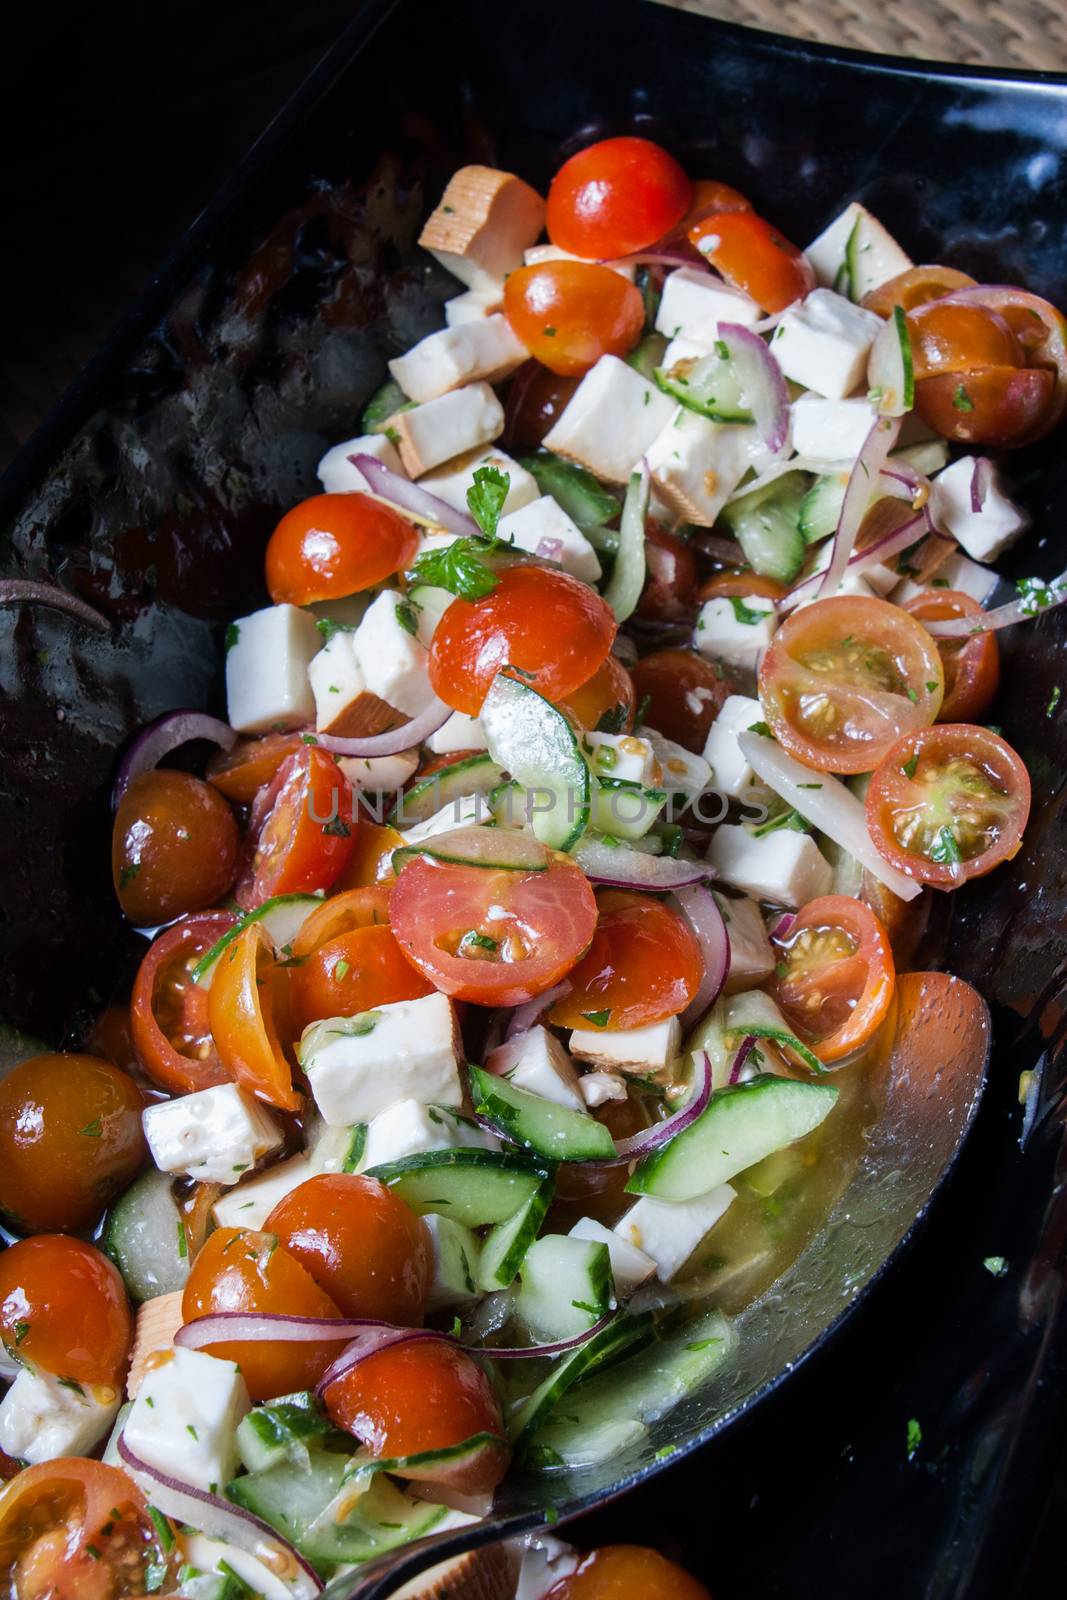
[265,494,419,606]
[682,178,753,230]
[267,1174,431,1324]
[206,732,305,805]
[903,590,1000,722]
[865,723,1031,889]
[771,894,895,1065]
[546,137,691,260]
[553,1095,648,1222]
[926,285,1067,444]
[0,1460,178,1600]
[549,889,702,1031]
[390,853,597,1006]
[914,364,1056,446]
[558,653,636,732]
[504,262,644,377]
[324,1337,509,1493]
[84,1006,139,1076]
[0,1054,145,1234]
[697,570,789,604]
[0,1236,131,1387]
[861,264,977,317]
[638,524,700,622]
[131,912,235,1094]
[906,301,1023,383]
[429,567,616,715]
[288,885,431,1032]
[183,1227,345,1400]
[236,746,356,910]
[758,596,944,775]
[207,924,300,1111]
[545,1546,712,1600]
[504,363,581,450]
[688,211,813,312]
[333,819,404,888]
[112,771,239,927]
[630,648,736,753]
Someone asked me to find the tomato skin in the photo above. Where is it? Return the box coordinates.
[638,525,700,622]
[208,924,300,1111]
[903,590,1000,722]
[688,210,814,312]
[629,648,736,753]
[131,912,236,1094]
[288,883,432,1032]
[545,1546,712,1600]
[697,570,788,604]
[906,301,1023,382]
[504,363,581,449]
[546,137,691,260]
[682,179,753,231]
[0,1054,145,1234]
[206,732,304,805]
[558,653,636,733]
[549,890,703,1031]
[922,286,1067,444]
[267,1174,431,1324]
[236,747,357,910]
[333,819,404,888]
[914,364,1056,446]
[0,1236,131,1387]
[771,894,895,1065]
[504,262,644,377]
[861,264,977,317]
[266,494,419,606]
[112,771,239,927]
[428,566,616,715]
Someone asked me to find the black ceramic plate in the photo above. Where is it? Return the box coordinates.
[2,3,1067,1595]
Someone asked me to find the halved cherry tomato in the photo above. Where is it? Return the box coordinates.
[266,494,419,606]
[206,731,305,805]
[545,1546,712,1600]
[758,595,944,774]
[236,746,356,909]
[289,886,432,1032]
[0,1054,145,1234]
[638,524,700,622]
[771,894,895,1065]
[546,137,691,260]
[688,211,813,313]
[906,300,1023,383]
[914,364,1056,446]
[930,285,1067,443]
[682,178,753,231]
[865,723,1031,889]
[862,264,977,317]
[291,885,391,955]
[0,1236,131,1387]
[504,262,644,377]
[333,819,404,888]
[267,1174,431,1324]
[112,770,239,927]
[207,923,300,1111]
[503,362,581,450]
[390,853,597,1006]
[558,653,636,732]
[629,648,736,753]
[553,1094,647,1222]
[0,1460,177,1600]
[903,590,1000,722]
[84,1005,139,1076]
[697,570,789,604]
[549,889,703,1031]
[324,1338,509,1494]
[131,912,236,1094]
[183,1227,345,1400]
[429,566,616,715]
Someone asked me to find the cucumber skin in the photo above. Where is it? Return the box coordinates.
[517,1234,613,1343]
[481,674,591,853]
[477,1177,555,1291]
[509,1313,656,1449]
[367,1148,552,1227]
[720,473,810,583]
[102,1169,189,1303]
[387,753,505,828]
[469,1064,616,1162]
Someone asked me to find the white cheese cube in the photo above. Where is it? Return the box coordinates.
[718,894,776,991]
[337,748,419,793]
[794,569,880,609]
[694,595,776,673]
[805,202,912,299]
[791,394,878,462]
[639,726,711,798]
[398,793,493,845]
[420,446,539,517]
[569,1015,682,1079]
[524,242,636,281]
[225,604,319,735]
[578,1071,628,1107]
[654,266,761,342]
[445,286,505,326]
[308,629,367,734]
[317,431,406,494]
[425,711,488,755]
[928,456,1029,562]
[771,290,883,398]
[212,1154,312,1230]
[390,383,505,477]
[389,315,528,404]
[646,408,765,526]
[143,1084,284,1187]
[570,1216,656,1296]
[122,1347,250,1494]
[584,731,661,786]
[361,1099,498,1171]
[662,333,717,368]
[423,1215,483,1313]
[542,356,676,485]
[419,166,545,292]
[614,1184,736,1281]
[709,822,833,908]
[497,495,602,584]
[892,549,999,607]
[353,589,435,718]
[486,1026,585,1112]
[0,1369,120,1465]
[702,693,766,800]
[300,993,463,1125]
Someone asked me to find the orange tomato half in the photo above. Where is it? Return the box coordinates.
[208,923,301,1111]
[549,890,703,1031]
[772,894,895,1064]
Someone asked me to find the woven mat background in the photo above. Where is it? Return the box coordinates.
[656,0,1067,70]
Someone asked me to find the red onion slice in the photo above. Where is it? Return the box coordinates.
[351,454,481,539]
[114,711,237,803]
[579,1051,714,1170]
[317,1327,449,1397]
[603,249,710,271]
[0,578,110,632]
[574,836,714,890]
[816,415,903,600]
[476,1312,616,1357]
[505,980,572,1039]
[767,911,796,940]
[970,455,995,514]
[718,322,790,457]
[675,883,730,1029]
[177,1313,391,1348]
[536,536,564,562]
[727,1033,757,1085]
[314,695,452,757]
[924,571,1067,637]
[782,507,928,612]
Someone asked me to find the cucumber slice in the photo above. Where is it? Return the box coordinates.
[306,1119,365,1175]
[514,451,620,532]
[509,1313,655,1448]
[392,824,548,873]
[366,1149,551,1227]
[192,893,325,986]
[470,1065,615,1162]
[389,753,505,828]
[0,1022,47,1074]
[481,674,591,852]
[893,439,950,475]
[625,332,668,382]
[590,777,667,842]
[798,469,849,546]
[361,377,415,435]
[626,1074,838,1201]
[426,1214,484,1309]
[102,1169,189,1303]
[722,988,825,1074]
[477,1177,555,1291]
[719,472,810,582]
[236,1393,349,1474]
[867,305,914,416]
[517,1235,613,1343]
[653,348,752,423]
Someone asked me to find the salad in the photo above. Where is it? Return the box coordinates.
[0,133,1063,1600]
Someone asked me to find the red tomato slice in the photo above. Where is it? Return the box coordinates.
[207,923,301,1111]
[546,137,691,260]
[389,853,597,1006]
[266,494,419,605]
[288,887,433,1032]
[866,723,1031,889]
[914,364,1056,447]
[771,894,895,1064]
[236,746,357,909]
[903,589,1000,722]
[131,911,236,1094]
[206,731,305,805]
[758,595,944,774]
[503,261,644,377]
[548,889,703,1031]
[687,211,814,312]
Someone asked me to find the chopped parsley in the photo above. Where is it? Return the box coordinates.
[728,595,770,626]
[335,958,351,981]
[902,753,919,779]
[466,465,510,540]
[753,808,810,838]
[1048,686,1062,718]
[78,1118,103,1138]
[542,325,557,337]
[594,703,628,734]
[148,1507,175,1552]
[395,597,419,637]
[951,383,974,412]
[119,863,141,889]
[747,720,773,737]
[322,816,351,837]
[13,1320,29,1345]
[348,1011,382,1037]
[906,1417,923,1458]
[459,930,499,954]
[929,825,963,866]
[925,680,939,693]
[983,1255,1009,1277]
[581,1009,611,1028]
[315,616,357,645]
[905,686,919,703]
[176,1219,189,1261]
[224,621,240,651]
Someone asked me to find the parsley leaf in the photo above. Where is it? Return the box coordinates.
[79,1118,103,1139]
[929,825,963,865]
[594,703,628,734]
[581,1009,611,1028]
[409,537,499,601]
[906,1417,923,1458]
[983,1254,1009,1277]
[224,622,240,652]
[728,595,770,626]
[466,465,510,540]
[952,383,974,413]
[395,597,419,637]
[902,753,919,779]
[316,616,357,645]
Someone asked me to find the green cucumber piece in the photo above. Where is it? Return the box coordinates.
[361,377,415,435]
[893,439,949,474]
[515,451,620,532]
[625,332,668,382]
[392,824,548,873]
[426,1214,484,1309]
[306,1119,365,1175]
[481,674,591,851]
[366,1149,551,1227]
[590,777,667,842]
[236,1393,349,1474]
[867,305,914,416]
[477,1177,555,1291]
[389,752,505,828]
[470,1064,615,1163]
[516,1235,613,1343]
[509,1313,655,1448]
[719,472,810,583]
[798,469,849,546]
[653,348,752,423]
[721,988,825,1074]
[839,213,863,301]
[102,1169,189,1303]
[192,892,325,986]
[627,1074,838,1201]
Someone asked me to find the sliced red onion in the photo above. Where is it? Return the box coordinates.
[581,1051,714,1170]
[117,1436,322,1597]
[505,980,572,1039]
[0,578,110,632]
[727,1033,757,1085]
[817,415,903,600]
[537,536,564,562]
[924,571,1067,637]
[768,911,796,940]
[114,711,237,802]
[604,249,709,271]
[475,1312,616,1357]
[314,695,452,757]
[574,836,714,890]
[880,463,930,504]
[351,454,481,539]
[782,508,928,612]
[718,323,790,457]
[970,455,995,514]
[177,1313,390,1348]
[675,883,730,1029]
[317,1326,449,1397]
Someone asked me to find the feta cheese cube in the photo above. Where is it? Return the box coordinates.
[212,1154,312,1230]
[425,711,488,755]
[225,604,319,735]
[337,747,419,793]
[308,629,392,738]
[389,315,528,404]
[655,266,761,343]
[497,495,602,584]
[353,589,436,719]
[143,1085,284,1187]
[584,731,661,786]
[708,822,833,907]
[542,356,675,485]
[794,568,880,609]
[569,1015,682,1080]
[718,894,776,991]
[486,1026,585,1112]
[361,1098,498,1171]
[420,446,539,517]
[524,242,636,281]
[893,548,998,607]
[639,725,711,798]
[646,408,764,526]
[389,383,505,477]
[791,394,878,462]
[928,456,1029,562]
[694,594,776,673]
[614,1184,736,1281]
[398,793,493,844]
[702,693,766,800]
[771,290,883,399]
[0,1369,120,1465]
[317,431,405,494]
[570,1216,656,1296]
[579,1071,628,1107]
[300,993,462,1125]
[445,286,505,326]
[419,166,545,293]
[423,1215,483,1313]
[805,202,912,300]
[122,1347,249,1493]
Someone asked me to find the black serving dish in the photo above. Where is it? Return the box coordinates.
[3,3,1067,1595]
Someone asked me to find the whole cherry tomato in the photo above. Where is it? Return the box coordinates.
[915,365,1055,446]
[638,525,700,622]
[906,301,1023,383]
[289,887,431,1033]
[0,1235,131,1387]
[558,653,636,732]
[545,1546,712,1600]
[546,137,691,259]
[504,262,644,377]
[266,494,419,605]
[549,889,703,1031]
[236,746,357,909]
[206,732,305,806]
[862,264,977,317]
[112,771,239,927]
[629,649,736,752]
[504,363,580,450]
[130,912,235,1095]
